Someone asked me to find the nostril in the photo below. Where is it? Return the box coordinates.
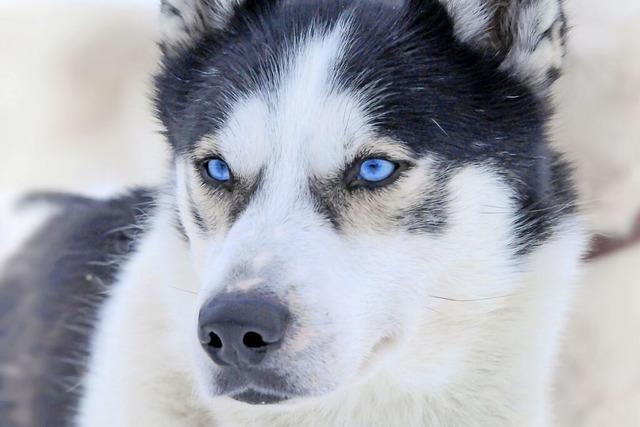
[243,331,267,349]
[208,332,223,349]
[198,295,289,367]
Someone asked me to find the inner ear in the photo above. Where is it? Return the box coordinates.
[160,0,241,55]
[435,0,567,94]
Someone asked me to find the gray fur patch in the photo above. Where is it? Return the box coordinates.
[0,190,155,427]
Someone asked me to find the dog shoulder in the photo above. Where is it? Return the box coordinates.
[0,189,155,426]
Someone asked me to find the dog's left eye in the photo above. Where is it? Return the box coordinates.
[204,158,231,183]
[358,158,397,183]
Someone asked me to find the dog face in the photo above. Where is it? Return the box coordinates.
[156,0,573,405]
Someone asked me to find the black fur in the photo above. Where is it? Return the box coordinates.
[0,190,155,427]
[155,0,576,250]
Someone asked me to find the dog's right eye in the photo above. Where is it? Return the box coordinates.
[203,158,232,183]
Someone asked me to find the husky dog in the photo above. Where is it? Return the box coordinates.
[0,0,585,426]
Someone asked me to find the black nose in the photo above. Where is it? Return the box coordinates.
[198,294,289,367]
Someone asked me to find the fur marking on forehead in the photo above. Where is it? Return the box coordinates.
[196,21,384,178]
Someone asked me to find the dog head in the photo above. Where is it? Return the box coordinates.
[155,0,573,406]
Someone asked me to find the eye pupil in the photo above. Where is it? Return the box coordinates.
[205,159,231,182]
[358,158,396,183]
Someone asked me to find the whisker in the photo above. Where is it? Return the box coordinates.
[424,305,445,316]
[431,118,449,137]
[429,294,514,303]
[168,285,198,295]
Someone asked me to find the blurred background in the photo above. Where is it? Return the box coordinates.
[0,0,638,425]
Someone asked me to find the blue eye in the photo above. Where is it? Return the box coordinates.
[358,158,397,183]
[204,158,231,183]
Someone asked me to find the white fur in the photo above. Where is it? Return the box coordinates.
[438,0,493,45]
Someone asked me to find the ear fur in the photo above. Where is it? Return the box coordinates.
[160,0,567,93]
[438,0,567,93]
[159,0,241,54]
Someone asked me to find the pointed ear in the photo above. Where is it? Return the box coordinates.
[438,0,567,93]
[159,0,240,55]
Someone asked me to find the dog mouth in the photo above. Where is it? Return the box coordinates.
[212,336,399,405]
[213,367,296,405]
[231,388,290,405]
[227,336,399,405]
